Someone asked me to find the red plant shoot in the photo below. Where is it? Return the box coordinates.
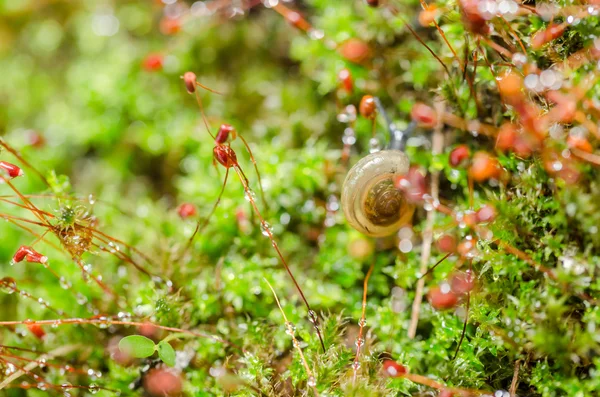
[0,161,24,179]
[182,75,325,351]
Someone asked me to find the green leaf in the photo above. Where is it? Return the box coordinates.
[157,340,176,367]
[118,335,156,358]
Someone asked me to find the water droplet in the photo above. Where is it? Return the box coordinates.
[285,321,296,336]
[0,277,16,294]
[369,138,381,153]
[307,376,317,387]
[260,221,272,237]
[37,382,47,391]
[88,384,99,394]
[358,318,367,327]
[88,194,96,205]
[59,277,72,290]
[244,189,256,202]
[355,337,365,347]
[352,361,361,371]
[76,293,88,305]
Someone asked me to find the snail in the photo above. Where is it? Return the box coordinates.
[342,97,415,237]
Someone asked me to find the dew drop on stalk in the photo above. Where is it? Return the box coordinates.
[260,221,272,237]
[0,277,16,294]
[358,318,367,327]
[37,382,47,391]
[59,277,72,290]
[285,321,296,336]
[352,361,361,371]
[244,189,256,202]
[76,293,88,305]
[307,376,317,387]
[88,384,99,394]
[355,337,365,347]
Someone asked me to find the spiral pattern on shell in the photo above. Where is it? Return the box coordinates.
[341,150,413,237]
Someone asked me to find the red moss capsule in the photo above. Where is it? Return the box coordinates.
[12,246,48,264]
[339,38,371,64]
[142,53,163,72]
[27,130,45,148]
[382,360,407,377]
[27,324,46,340]
[567,135,593,153]
[546,91,577,123]
[411,103,437,128]
[144,368,183,397]
[476,205,496,223]
[468,152,500,182]
[359,95,376,119]
[450,270,475,295]
[497,71,523,103]
[496,123,517,152]
[214,146,237,168]
[159,17,181,35]
[365,0,379,7]
[338,68,353,94]
[138,322,159,339]
[394,167,427,203]
[457,237,478,258]
[216,124,235,144]
[177,203,196,219]
[418,6,438,27]
[531,23,566,50]
[459,0,489,34]
[428,284,459,310]
[183,72,196,94]
[437,234,457,253]
[449,145,470,167]
[0,161,24,179]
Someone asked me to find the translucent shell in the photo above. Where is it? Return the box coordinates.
[342,150,413,237]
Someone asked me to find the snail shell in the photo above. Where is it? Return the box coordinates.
[341,150,413,237]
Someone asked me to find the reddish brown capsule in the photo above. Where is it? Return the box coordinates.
[144,368,183,397]
[0,161,24,179]
[459,0,489,34]
[469,152,500,182]
[411,103,437,128]
[457,236,478,258]
[339,38,371,64]
[382,360,407,377]
[183,72,197,94]
[214,145,238,168]
[394,167,427,203]
[476,204,496,223]
[496,123,517,152]
[159,17,181,35]
[359,95,377,119]
[437,234,457,253]
[216,124,236,144]
[12,246,48,264]
[532,23,566,50]
[449,145,470,167]
[27,130,45,148]
[365,0,379,7]
[338,68,353,94]
[567,135,593,153]
[27,324,46,340]
[178,203,197,219]
[428,284,459,310]
[418,6,438,26]
[450,270,475,295]
[497,71,523,104]
[142,53,163,72]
